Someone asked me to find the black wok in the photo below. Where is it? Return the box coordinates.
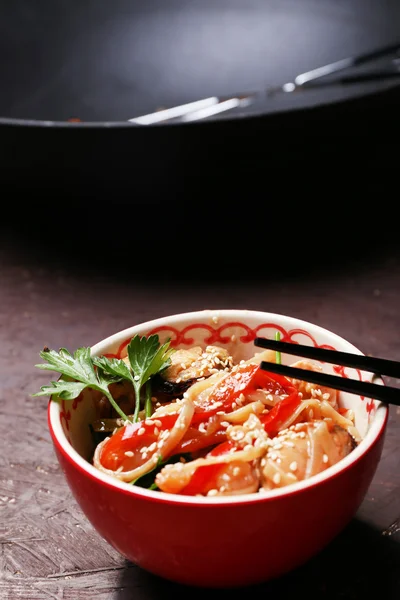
[1,0,399,204]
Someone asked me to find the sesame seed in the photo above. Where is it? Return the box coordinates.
[207,489,218,496]
[222,473,231,482]
[231,335,236,342]
[221,421,230,428]
[322,392,330,400]
[309,409,314,419]
[232,467,240,476]
[299,432,306,438]
[148,442,157,452]
[154,427,159,436]
[116,466,124,473]
[273,472,281,485]
[261,458,266,467]
[154,420,162,427]
[124,451,134,457]
[289,461,297,472]
[212,316,219,324]
[323,454,329,463]
[138,427,145,436]
[273,443,283,450]
[145,419,155,426]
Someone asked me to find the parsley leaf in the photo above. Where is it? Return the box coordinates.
[126,334,174,422]
[32,347,130,422]
[33,335,174,426]
[92,355,133,382]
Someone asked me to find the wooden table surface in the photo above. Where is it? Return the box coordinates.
[1,206,399,599]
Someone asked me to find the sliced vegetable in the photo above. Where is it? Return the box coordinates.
[172,422,227,455]
[191,363,295,423]
[93,398,194,482]
[180,440,235,496]
[260,391,302,437]
[275,331,282,364]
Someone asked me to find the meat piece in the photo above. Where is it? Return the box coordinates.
[153,345,233,398]
[261,420,356,490]
[163,345,233,382]
[288,360,339,409]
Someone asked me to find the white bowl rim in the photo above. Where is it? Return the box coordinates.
[48,309,388,506]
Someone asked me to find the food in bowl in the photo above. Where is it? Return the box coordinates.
[35,335,361,497]
[36,310,388,588]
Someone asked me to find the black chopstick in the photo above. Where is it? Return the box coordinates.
[259,361,400,406]
[294,40,400,87]
[254,338,400,378]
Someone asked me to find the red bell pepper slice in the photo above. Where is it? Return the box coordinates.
[100,413,178,472]
[260,391,301,437]
[192,363,296,423]
[180,440,236,496]
[172,424,227,456]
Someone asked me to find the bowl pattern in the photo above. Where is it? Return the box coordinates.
[59,320,377,444]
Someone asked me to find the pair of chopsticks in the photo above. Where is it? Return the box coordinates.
[254,337,400,406]
[128,40,400,125]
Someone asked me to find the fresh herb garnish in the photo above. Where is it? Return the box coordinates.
[33,334,174,424]
[275,331,282,364]
[126,334,174,422]
[32,347,130,421]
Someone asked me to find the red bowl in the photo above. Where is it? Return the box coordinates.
[47,310,388,588]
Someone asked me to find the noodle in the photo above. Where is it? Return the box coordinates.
[91,346,361,495]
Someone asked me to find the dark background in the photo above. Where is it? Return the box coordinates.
[1,0,400,201]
